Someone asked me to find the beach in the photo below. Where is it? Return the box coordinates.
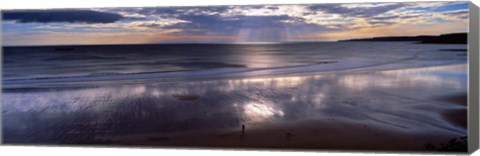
[2,42,468,151]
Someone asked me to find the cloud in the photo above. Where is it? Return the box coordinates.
[161,13,335,41]
[123,19,190,31]
[2,2,470,45]
[309,3,406,18]
[218,5,319,21]
[103,7,231,19]
[2,10,124,24]
[28,19,189,33]
[404,1,468,12]
[442,10,469,19]
[96,5,336,38]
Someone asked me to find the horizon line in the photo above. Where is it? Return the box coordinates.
[2,32,467,47]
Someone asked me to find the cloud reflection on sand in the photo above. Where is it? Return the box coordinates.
[243,102,284,123]
[2,64,467,144]
[338,64,465,90]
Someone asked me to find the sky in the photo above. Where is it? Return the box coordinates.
[1,1,469,46]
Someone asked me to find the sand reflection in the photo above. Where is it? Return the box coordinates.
[338,64,466,90]
[2,64,467,144]
[243,102,284,123]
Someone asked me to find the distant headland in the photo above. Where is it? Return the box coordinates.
[339,33,467,44]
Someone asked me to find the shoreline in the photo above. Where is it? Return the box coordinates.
[3,60,467,90]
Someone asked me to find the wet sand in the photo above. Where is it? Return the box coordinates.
[435,93,467,129]
[441,109,467,129]
[2,64,468,152]
[99,83,468,151]
[435,93,467,106]
[99,119,462,151]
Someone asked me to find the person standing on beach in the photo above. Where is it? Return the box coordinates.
[242,124,245,136]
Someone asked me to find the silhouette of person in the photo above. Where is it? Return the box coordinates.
[242,124,245,136]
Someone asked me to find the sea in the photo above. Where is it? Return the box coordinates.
[3,42,467,88]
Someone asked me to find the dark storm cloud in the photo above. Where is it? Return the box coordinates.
[309,3,406,18]
[2,10,124,24]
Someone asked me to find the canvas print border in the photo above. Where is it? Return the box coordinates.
[0,0,478,155]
